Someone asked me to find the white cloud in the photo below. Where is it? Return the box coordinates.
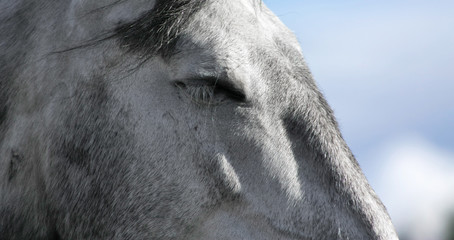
[372,135,454,240]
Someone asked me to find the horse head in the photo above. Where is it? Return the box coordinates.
[0,0,398,239]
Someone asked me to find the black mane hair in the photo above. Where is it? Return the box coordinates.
[52,0,261,59]
[115,0,207,58]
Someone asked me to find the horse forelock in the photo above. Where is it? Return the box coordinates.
[46,0,262,59]
[113,0,207,59]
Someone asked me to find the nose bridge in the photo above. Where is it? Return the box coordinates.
[280,82,401,239]
[247,44,401,238]
[242,33,398,238]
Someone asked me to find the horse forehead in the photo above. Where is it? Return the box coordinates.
[179,1,302,74]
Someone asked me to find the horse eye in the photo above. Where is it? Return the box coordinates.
[213,82,246,102]
[174,78,246,104]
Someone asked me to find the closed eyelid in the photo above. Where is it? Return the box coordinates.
[174,76,247,103]
[193,76,247,102]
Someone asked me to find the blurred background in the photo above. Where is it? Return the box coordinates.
[264,0,454,239]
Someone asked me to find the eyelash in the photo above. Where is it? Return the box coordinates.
[175,82,220,105]
[174,80,246,105]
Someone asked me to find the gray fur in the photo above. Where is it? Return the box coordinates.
[0,0,399,239]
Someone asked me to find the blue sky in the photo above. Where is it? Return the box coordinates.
[264,1,454,239]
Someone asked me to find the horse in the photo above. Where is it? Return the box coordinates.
[0,0,398,239]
